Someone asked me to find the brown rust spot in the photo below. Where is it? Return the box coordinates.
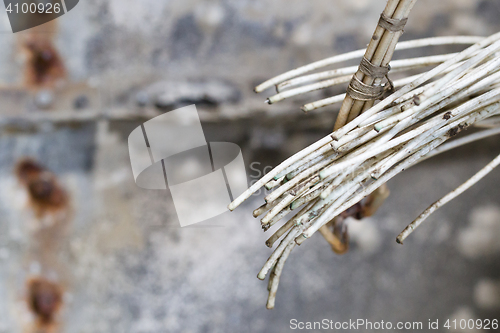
[447,127,459,137]
[23,38,66,89]
[13,9,66,90]
[16,158,44,183]
[443,111,452,120]
[447,123,469,138]
[15,158,69,218]
[27,278,62,325]
[413,95,421,106]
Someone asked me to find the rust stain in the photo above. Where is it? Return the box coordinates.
[15,158,69,219]
[443,111,452,120]
[15,159,73,332]
[23,37,66,89]
[27,277,62,332]
[16,14,66,89]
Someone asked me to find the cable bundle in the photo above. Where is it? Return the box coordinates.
[229,0,500,308]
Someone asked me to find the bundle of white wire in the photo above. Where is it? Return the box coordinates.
[229,32,500,308]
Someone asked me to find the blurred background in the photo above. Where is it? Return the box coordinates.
[0,0,499,332]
